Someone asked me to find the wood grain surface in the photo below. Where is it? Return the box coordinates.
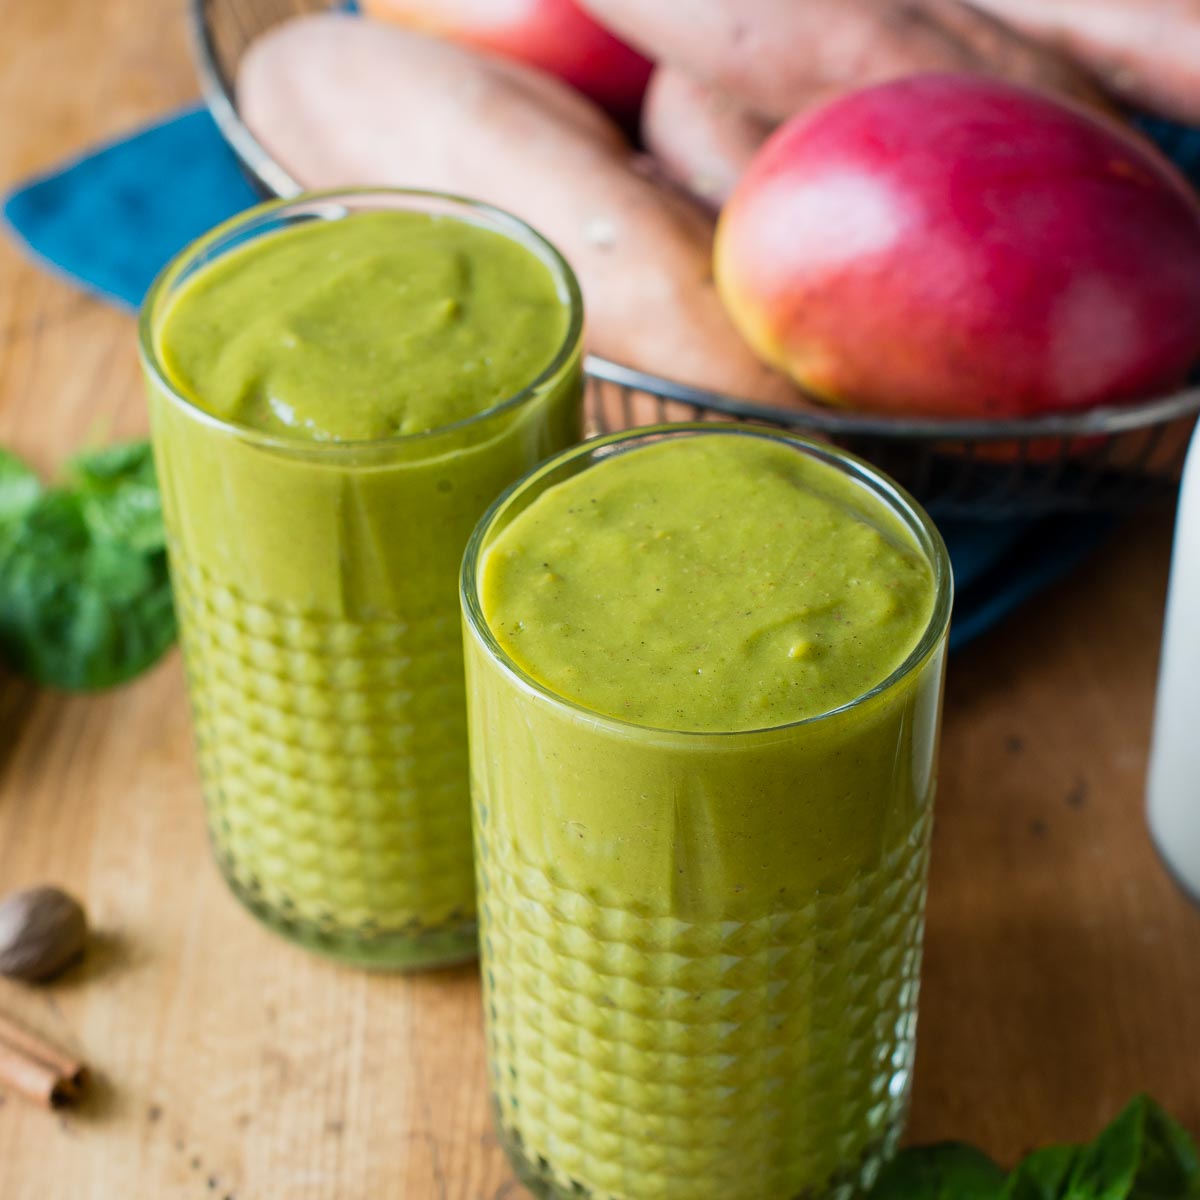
[0,1,1198,1197]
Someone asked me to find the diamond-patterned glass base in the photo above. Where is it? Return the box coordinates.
[175,558,478,969]
[499,1109,904,1200]
[479,804,929,1200]
[220,862,478,969]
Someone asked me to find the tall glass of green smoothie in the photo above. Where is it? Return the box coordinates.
[139,190,583,969]
[462,426,952,1198]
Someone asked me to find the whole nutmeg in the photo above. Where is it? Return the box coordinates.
[0,886,88,982]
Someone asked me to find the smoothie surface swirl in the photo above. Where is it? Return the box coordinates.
[155,209,569,441]
[480,434,937,732]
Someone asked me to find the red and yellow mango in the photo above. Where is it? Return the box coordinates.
[716,74,1200,418]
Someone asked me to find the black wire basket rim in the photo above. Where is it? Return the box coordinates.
[586,356,1200,442]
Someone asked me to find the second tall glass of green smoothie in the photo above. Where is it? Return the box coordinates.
[463,426,953,1199]
[139,190,583,968]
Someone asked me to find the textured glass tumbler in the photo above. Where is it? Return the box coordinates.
[140,190,583,969]
[462,427,952,1198]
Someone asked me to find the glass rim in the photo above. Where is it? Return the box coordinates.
[461,423,954,741]
[137,187,586,455]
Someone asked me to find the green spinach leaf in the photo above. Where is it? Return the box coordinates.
[0,441,175,691]
[0,447,41,527]
[69,441,165,554]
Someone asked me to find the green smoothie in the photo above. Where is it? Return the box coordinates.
[482,435,934,731]
[463,429,951,1198]
[141,195,582,968]
[156,210,570,440]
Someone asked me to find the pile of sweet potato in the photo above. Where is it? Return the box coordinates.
[240,0,1200,417]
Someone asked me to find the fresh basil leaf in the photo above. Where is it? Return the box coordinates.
[0,448,41,527]
[1066,1095,1200,1200]
[1005,1146,1080,1200]
[1011,1095,1200,1200]
[869,1143,1007,1199]
[871,1098,1200,1200]
[0,443,175,691]
[1065,1096,1148,1200]
[1132,1096,1200,1199]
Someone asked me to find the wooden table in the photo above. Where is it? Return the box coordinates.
[1,2,1198,1196]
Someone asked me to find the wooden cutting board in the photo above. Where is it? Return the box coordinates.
[1,2,1198,1196]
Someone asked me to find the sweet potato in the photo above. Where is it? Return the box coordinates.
[576,0,1105,120]
[642,67,776,209]
[359,0,653,125]
[238,14,799,415]
[967,0,1200,125]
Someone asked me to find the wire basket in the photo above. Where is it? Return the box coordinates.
[192,0,1200,519]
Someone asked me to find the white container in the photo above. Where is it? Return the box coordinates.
[1148,427,1200,900]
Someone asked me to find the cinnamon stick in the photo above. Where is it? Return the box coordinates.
[0,1011,86,1108]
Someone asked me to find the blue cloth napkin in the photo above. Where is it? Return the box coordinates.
[3,106,259,309]
[2,105,1158,650]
